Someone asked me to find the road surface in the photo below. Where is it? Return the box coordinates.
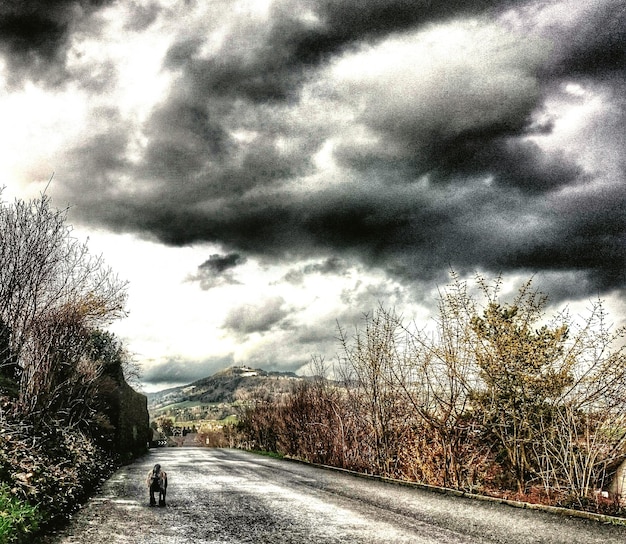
[42,448,626,543]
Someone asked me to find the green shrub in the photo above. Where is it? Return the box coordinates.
[0,484,41,544]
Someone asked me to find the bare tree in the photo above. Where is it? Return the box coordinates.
[337,307,413,478]
[0,192,127,420]
[231,270,626,509]
[395,274,485,489]
[538,301,626,503]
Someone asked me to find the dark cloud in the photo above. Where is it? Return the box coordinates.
[64,147,624,299]
[294,322,337,346]
[306,256,348,275]
[142,354,235,386]
[222,297,290,335]
[435,138,586,193]
[540,0,626,79]
[200,253,246,273]
[517,182,626,292]
[283,257,348,284]
[126,84,320,210]
[53,0,625,301]
[186,253,247,290]
[277,0,522,61]
[145,98,231,162]
[158,0,524,104]
[0,0,115,86]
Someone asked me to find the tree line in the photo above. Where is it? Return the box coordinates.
[232,273,626,513]
[0,191,140,540]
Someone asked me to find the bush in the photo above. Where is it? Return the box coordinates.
[0,410,117,529]
[0,484,42,544]
[233,274,626,511]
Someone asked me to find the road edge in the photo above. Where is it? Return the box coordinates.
[253,452,626,527]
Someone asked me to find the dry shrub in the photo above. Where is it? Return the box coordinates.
[0,399,116,525]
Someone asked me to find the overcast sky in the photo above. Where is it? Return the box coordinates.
[1,0,624,391]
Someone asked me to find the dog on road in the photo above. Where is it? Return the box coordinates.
[147,463,168,506]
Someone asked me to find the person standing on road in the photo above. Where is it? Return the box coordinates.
[147,463,168,506]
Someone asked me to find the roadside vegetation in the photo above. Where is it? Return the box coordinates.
[0,484,41,543]
[231,272,626,516]
[0,192,142,543]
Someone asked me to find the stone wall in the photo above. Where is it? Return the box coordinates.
[99,363,150,460]
[113,380,150,459]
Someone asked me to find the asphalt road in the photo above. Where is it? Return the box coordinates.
[42,448,626,543]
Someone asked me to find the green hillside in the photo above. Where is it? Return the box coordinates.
[147,366,301,423]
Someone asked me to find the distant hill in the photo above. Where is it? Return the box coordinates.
[147,366,302,422]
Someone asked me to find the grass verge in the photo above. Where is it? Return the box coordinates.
[247,449,284,459]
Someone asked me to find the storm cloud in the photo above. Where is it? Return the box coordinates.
[40,0,624,300]
[0,0,117,86]
[142,354,235,386]
[186,253,247,290]
[2,0,624,387]
[223,297,290,335]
